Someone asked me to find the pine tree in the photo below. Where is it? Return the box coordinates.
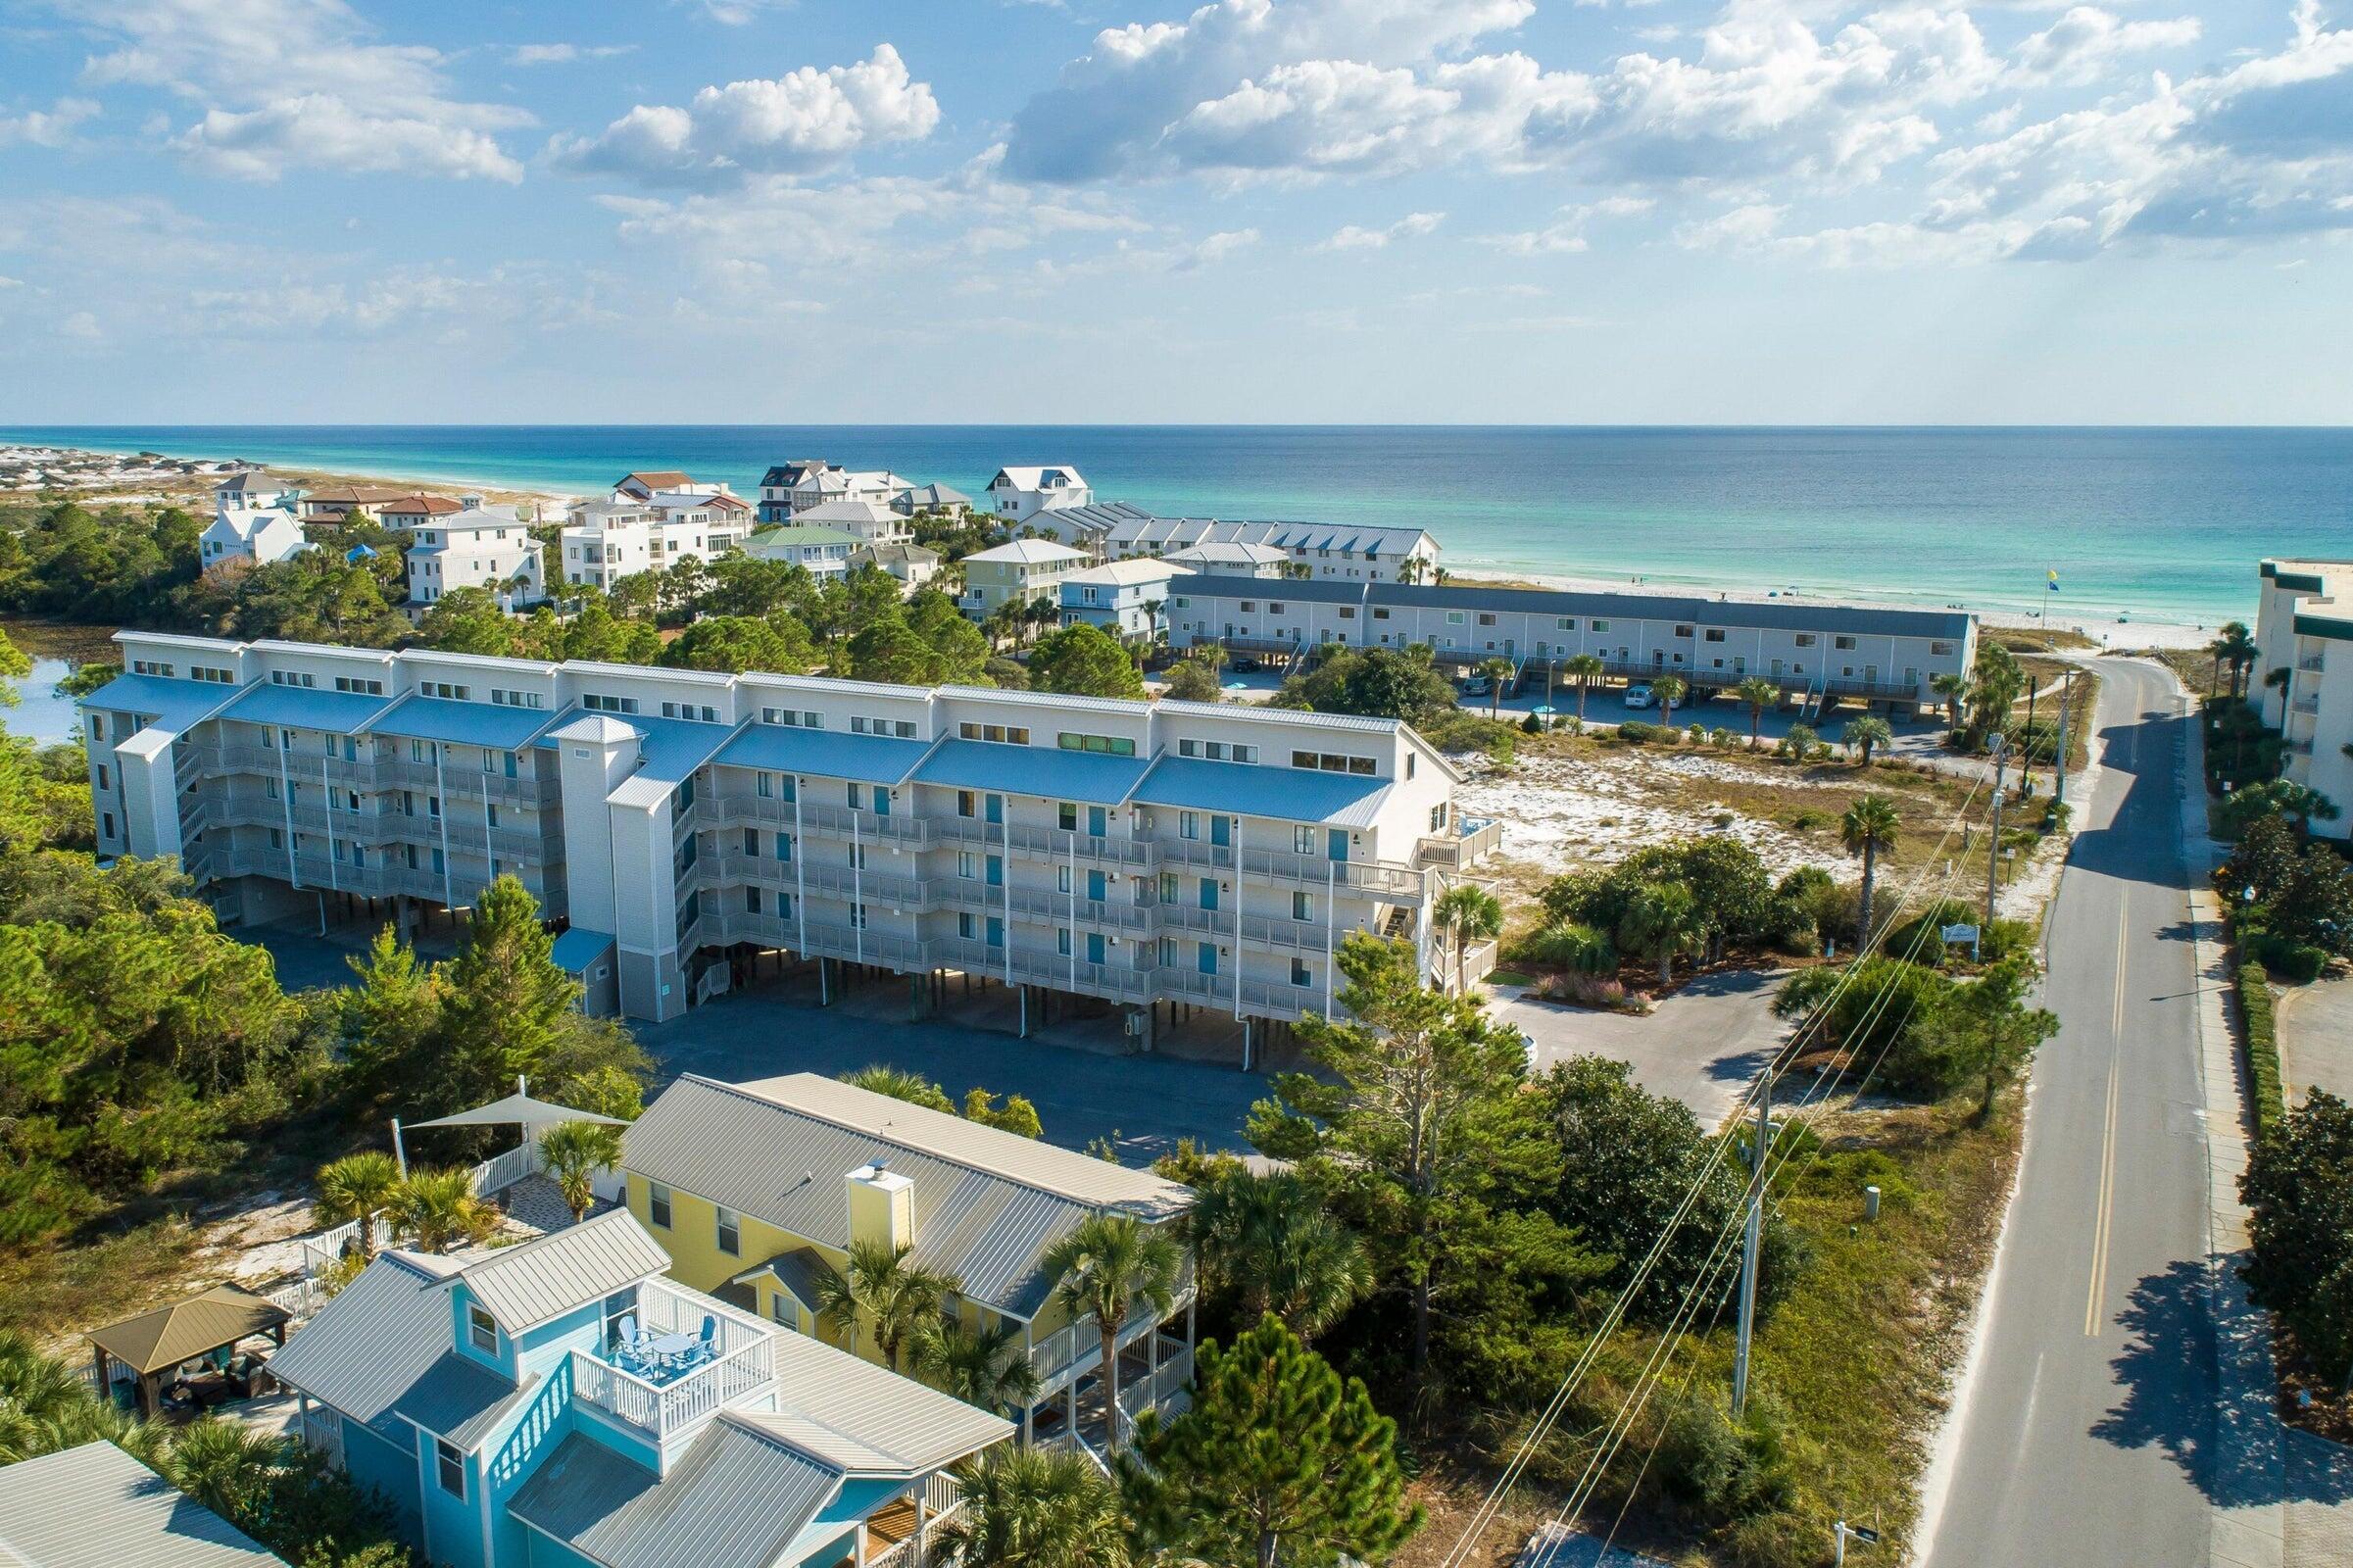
[1122,1314,1424,1568]
[436,876,580,1105]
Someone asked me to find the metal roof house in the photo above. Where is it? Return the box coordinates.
[0,1441,289,1568]
[269,1208,1007,1568]
[619,1072,1197,1454]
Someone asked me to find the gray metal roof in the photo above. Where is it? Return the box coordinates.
[621,1075,1188,1319]
[1170,573,1976,638]
[754,1332,1013,1471]
[268,1251,466,1432]
[508,1420,836,1568]
[395,1351,536,1449]
[458,1209,668,1332]
[730,1246,831,1310]
[0,1442,288,1568]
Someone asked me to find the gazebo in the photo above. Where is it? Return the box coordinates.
[86,1285,290,1418]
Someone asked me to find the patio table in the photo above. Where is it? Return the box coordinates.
[644,1332,696,1370]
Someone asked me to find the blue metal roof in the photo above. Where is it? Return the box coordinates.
[1129,755,1388,823]
[713,724,931,784]
[77,673,236,731]
[911,739,1149,803]
[1171,574,1975,639]
[607,713,738,785]
[215,683,395,733]
[366,694,557,751]
[550,928,615,972]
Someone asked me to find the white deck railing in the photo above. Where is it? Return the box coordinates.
[570,1279,776,1439]
[867,1474,969,1568]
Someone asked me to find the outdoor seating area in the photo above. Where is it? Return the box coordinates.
[604,1309,721,1385]
[85,1284,291,1421]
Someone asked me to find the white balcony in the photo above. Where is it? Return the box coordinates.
[568,1278,775,1442]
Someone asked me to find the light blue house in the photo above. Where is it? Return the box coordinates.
[269,1209,1010,1568]
[1056,559,1195,645]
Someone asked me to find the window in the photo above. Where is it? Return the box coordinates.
[1291,956,1313,987]
[1373,608,1391,620]
[1056,732,1137,757]
[490,687,545,709]
[1057,927,1073,956]
[468,1304,498,1354]
[1179,811,1200,841]
[131,659,177,677]
[436,1440,465,1498]
[746,885,762,914]
[1058,802,1078,831]
[1446,611,1466,625]
[333,676,385,695]
[1704,628,1726,643]
[583,693,639,714]
[744,828,760,856]
[1292,825,1315,855]
[958,911,978,940]
[1931,640,1954,656]
[958,722,1028,745]
[423,681,468,701]
[715,1205,741,1255]
[1834,635,1858,651]
[1293,890,1313,921]
[1477,613,1496,626]
[1292,752,1377,776]
[1673,624,1693,639]
[648,1182,672,1228]
[764,707,822,728]
[1794,633,1817,648]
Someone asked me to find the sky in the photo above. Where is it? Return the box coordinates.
[0,0,2346,425]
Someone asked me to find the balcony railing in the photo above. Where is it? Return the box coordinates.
[866,1474,967,1568]
[569,1280,774,1441]
[1417,816,1502,869]
[1029,1267,1197,1391]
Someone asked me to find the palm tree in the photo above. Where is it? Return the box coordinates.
[1479,657,1514,719]
[1190,1171,1370,1342]
[537,1120,624,1227]
[1732,676,1780,751]
[1140,598,1166,646]
[313,1152,402,1261]
[1040,1213,1181,1453]
[1843,714,1894,765]
[1930,671,1971,727]
[0,1331,156,1465]
[2209,620,2257,699]
[1652,672,1688,731]
[164,1419,289,1525]
[839,1064,955,1112]
[1617,879,1702,987]
[388,1167,496,1253]
[1841,793,1902,952]
[1197,642,1228,677]
[915,1319,1043,1416]
[813,1240,960,1369]
[1563,654,1604,728]
[943,1446,1131,1568]
[1433,883,1503,996]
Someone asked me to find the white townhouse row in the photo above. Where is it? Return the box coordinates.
[758,460,973,524]
[407,495,546,610]
[83,632,1501,1046]
[560,476,753,591]
[2254,557,2353,838]
[1167,576,1978,707]
[1018,501,1442,585]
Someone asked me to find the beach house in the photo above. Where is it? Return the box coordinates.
[618,1072,1197,1450]
[561,485,753,592]
[985,466,1092,525]
[1057,559,1194,645]
[745,525,862,580]
[1162,542,1290,578]
[853,543,942,596]
[2254,558,2353,839]
[795,500,914,549]
[212,469,299,514]
[199,507,311,571]
[957,539,1087,620]
[406,497,545,611]
[268,1208,1009,1568]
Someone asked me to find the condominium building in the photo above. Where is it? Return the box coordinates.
[84,632,1500,1040]
[985,466,1091,524]
[2255,558,2353,838]
[958,540,1088,619]
[1019,502,1441,584]
[1163,541,1290,577]
[406,497,545,610]
[1058,558,1194,644]
[620,1071,1196,1448]
[270,1207,1008,1568]
[199,506,311,570]
[1167,576,1976,710]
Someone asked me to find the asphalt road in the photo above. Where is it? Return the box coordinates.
[1921,657,2219,1566]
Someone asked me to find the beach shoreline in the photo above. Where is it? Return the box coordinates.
[3,436,2227,648]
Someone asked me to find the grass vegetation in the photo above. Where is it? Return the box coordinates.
[2236,961,2285,1136]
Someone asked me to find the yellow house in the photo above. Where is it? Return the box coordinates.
[618,1072,1197,1448]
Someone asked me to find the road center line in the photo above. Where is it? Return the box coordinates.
[2083,900,2129,1337]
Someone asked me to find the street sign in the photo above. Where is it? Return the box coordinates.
[1939,923,1979,946]
[1850,1526,1881,1544]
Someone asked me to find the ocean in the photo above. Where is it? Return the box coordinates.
[7,425,2348,628]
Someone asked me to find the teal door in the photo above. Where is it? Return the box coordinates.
[986,916,1004,948]
[1197,942,1218,975]
[1087,869,1106,902]
[985,793,1004,825]
[1327,829,1349,862]
[1087,933,1106,964]
[1199,878,1219,911]
[986,855,1003,887]
[873,790,891,818]
[1087,805,1107,837]
[1210,814,1232,848]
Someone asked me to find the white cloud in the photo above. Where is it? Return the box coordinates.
[688,0,792,24]
[1183,226,1262,266]
[550,44,940,186]
[1477,194,1651,254]
[59,311,101,340]
[1320,210,1445,247]
[509,43,637,66]
[0,98,100,150]
[2011,7,2201,85]
[47,0,530,180]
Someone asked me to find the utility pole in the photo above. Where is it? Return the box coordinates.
[1984,735,2008,932]
[2052,670,2074,809]
[1733,1071,1771,1418]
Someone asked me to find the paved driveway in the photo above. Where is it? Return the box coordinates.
[2276,972,2353,1105]
[1486,965,1787,1130]
[634,971,1272,1163]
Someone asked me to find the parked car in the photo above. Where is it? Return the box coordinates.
[1228,655,1262,672]
[1459,674,1492,697]
[1623,683,1655,709]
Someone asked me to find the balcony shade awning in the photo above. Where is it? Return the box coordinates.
[407,1091,627,1132]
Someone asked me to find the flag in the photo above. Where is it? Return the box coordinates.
[2047,568,2060,593]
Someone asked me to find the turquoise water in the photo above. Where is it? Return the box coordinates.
[8,425,2348,626]
[10,659,77,745]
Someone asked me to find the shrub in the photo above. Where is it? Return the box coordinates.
[2250,933,2329,985]
[1655,1395,1796,1522]
[1773,864,1849,953]
[1520,710,1544,735]
[1514,920,1617,973]
[1421,710,1518,762]
[1884,898,1984,963]
[1618,720,1658,744]
[1544,973,1632,1010]
[2239,1090,2353,1382]
[1777,723,1820,760]
[2237,960,2284,1135]
[1687,723,1706,744]
[1776,956,1957,1095]
[1709,726,1738,749]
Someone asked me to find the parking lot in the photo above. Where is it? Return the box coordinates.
[1488,966,1789,1131]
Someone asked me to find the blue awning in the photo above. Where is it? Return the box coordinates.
[713,724,931,785]
[366,694,559,751]
[550,928,615,973]
[215,683,395,734]
[911,739,1149,804]
[77,673,237,732]
[1129,755,1390,826]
